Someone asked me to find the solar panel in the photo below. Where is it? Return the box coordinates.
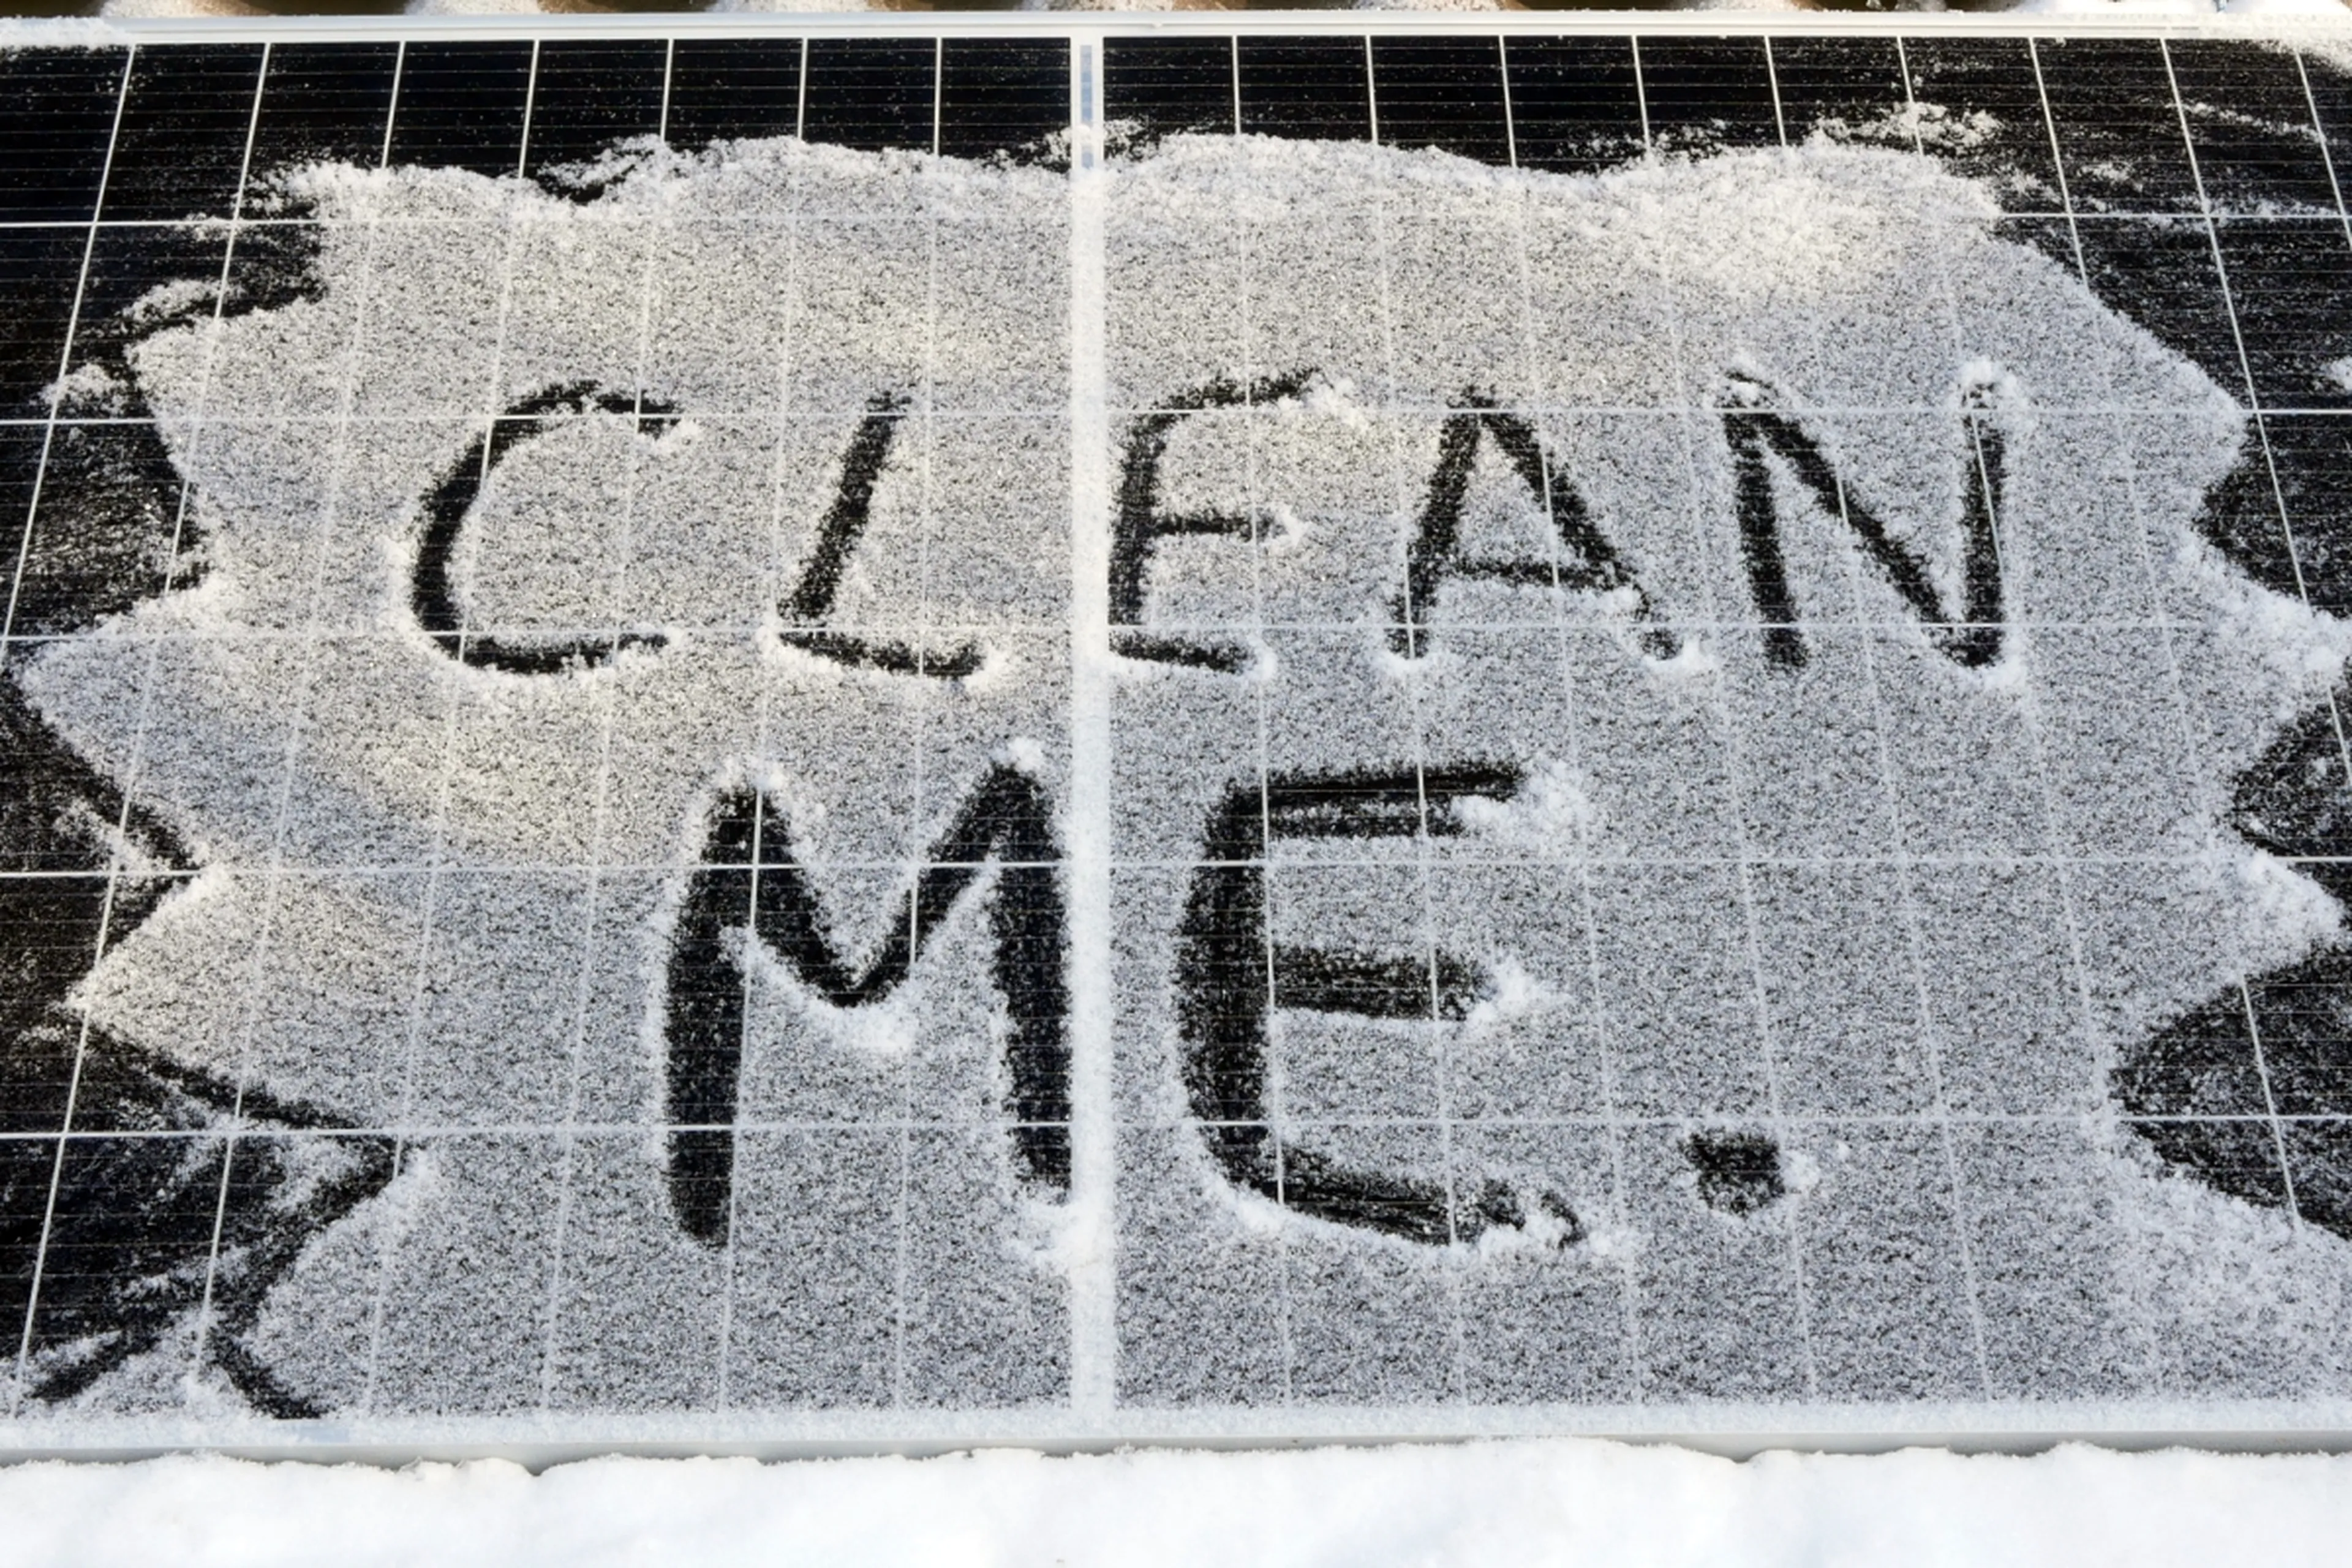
[4,17,2352,1449]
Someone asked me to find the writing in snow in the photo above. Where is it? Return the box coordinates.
[12,132,2352,1412]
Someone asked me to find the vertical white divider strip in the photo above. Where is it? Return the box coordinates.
[1065,34,1118,1420]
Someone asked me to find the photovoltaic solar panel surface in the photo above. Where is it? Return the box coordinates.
[4,20,2352,1452]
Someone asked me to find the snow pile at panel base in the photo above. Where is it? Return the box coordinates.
[5,1443,2352,1567]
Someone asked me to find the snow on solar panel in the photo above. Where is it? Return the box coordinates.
[4,22,2352,1446]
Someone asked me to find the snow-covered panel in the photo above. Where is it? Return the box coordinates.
[6,26,2352,1446]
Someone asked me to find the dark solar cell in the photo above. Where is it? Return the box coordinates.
[1370,37,1507,167]
[249,43,398,181]
[1237,37,1370,144]
[1638,35,1780,154]
[1103,36,1233,142]
[0,49,124,226]
[102,45,265,224]
[2036,36,2199,214]
[1770,35,1905,148]
[72,224,228,361]
[0,1132,58,1357]
[1992,216,2082,282]
[2305,47,2352,189]
[14,418,186,637]
[667,37,804,152]
[1901,36,2062,211]
[2127,1118,2293,1210]
[2071,216,2241,396]
[2215,219,2352,410]
[2285,1120,2352,1232]
[388,42,534,180]
[1502,36,1645,173]
[2169,41,2339,216]
[803,38,936,154]
[0,425,40,591]
[2253,970,2352,1114]
[2260,414,2352,614]
[527,40,670,183]
[2192,411,2305,608]
[938,39,1067,162]
[0,229,89,415]
[221,218,326,324]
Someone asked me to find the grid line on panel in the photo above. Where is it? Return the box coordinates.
[186,36,291,1400]
[1496,66,1643,1387]
[61,393,2352,421]
[0,605,2331,643]
[356,36,549,1416]
[177,33,411,1422]
[2,45,129,1414]
[711,149,828,1401]
[2025,39,2093,285]
[1226,177,1300,1404]
[1497,37,1518,173]
[1894,36,1923,157]
[2162,37,2310,1225]
[2011,37,2209,1327]
[2162,46,2296,439]
[532,32,682,1417]
[382,41,405,169]
[1630,24,1821,1398]
[2105,314,2324,1237]
[347,34,442,1412]
[1363,43,1473,1401]
[1872,28,2003,1401]
[1725,36,1823,1402]
[711,786,771,1409]
[659,37,676,147]
[1066,32,1114,1417]
[710,101,813,1410]
[1921,36,2136,1393]
[1772,29,1997,1401]
[13,40,270,1411]
[1786,145,2000,1402]
[518,40,541,181]
[1629,37,1653,154]
[1,1108,2339,1145]
[891,129,958,1417]
[2301,50,2352,261]
[2293,47,2352,846]
[0,847,2293,880]
[1,50,129,656]
[1231,35,1242,136]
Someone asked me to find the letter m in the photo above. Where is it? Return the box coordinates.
[661,765,1069,1246]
